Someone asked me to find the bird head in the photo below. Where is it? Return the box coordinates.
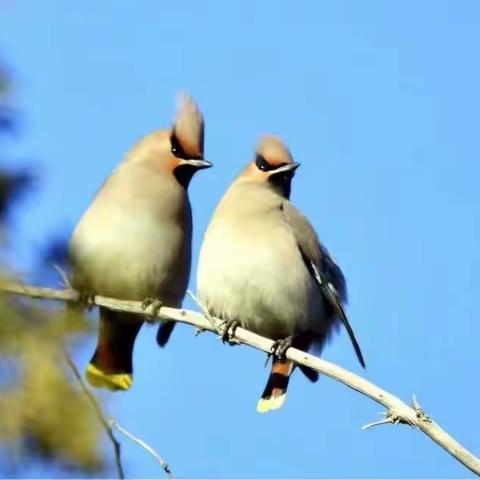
[125,92,212,187]
[241,135,300,199]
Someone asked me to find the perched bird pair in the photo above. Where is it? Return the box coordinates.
[69,93,365,411]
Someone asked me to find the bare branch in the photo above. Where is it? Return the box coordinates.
[65,350,173,479]
[362,416,395,430]
[362,411,412,430]
[51,263,71,289]
[187,289,240,344]
[2,281,480,477]
[110,420,173,479]
[186,289,220,333]
[63,351,125,479]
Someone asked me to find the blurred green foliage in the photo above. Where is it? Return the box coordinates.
[0,60,104,475]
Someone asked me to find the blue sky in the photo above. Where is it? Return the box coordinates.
[1,0,480,477]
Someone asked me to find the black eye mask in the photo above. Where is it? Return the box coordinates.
[170,131,187,159]
[170,131,203,160]
[255,154,288,172]
[255,154,273,171]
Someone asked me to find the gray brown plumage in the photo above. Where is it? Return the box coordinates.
[197,135,364,412]
[69,93,211,390]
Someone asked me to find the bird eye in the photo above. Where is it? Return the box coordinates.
[255,154,271,172]
[170,132,186,158]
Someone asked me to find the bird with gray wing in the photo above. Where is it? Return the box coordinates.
[197,135,364,412]
[69,93,211,391]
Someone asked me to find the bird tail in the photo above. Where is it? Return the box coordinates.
[156,321,176,347]
[298,364,319,382]
[86,309,143,391]
[257,357,294,413]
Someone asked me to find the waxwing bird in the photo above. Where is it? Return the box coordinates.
[69,93,211,391]
[197,135,364,412]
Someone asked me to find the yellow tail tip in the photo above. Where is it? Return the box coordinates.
[85,363,132,391]
[256,394,287,413]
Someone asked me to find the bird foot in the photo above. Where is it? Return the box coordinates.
[271,336,293,359]
[219,319,240,345]
[77,290,96,311]
[141,298,164,323]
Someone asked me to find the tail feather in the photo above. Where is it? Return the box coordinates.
[156,321,176,347]
[256,358,294,413]
[299,364,319,382]
[86,364,133,390]
[86,309,143,391]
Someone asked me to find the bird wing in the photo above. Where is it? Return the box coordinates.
[281,201,366,368]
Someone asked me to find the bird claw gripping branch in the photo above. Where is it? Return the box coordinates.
[219,318,240,345]
[77,290,96,311]
[141,298,164,323]
[271,336,293,359]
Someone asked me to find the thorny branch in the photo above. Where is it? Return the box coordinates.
[110,420,173,479]
[2,281,480,477]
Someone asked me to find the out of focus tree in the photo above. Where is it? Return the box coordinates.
[0,63,31,229]
[0,60,104,476]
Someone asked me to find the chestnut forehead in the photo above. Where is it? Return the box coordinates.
[259,146,292,165]
[174,130,200,153]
